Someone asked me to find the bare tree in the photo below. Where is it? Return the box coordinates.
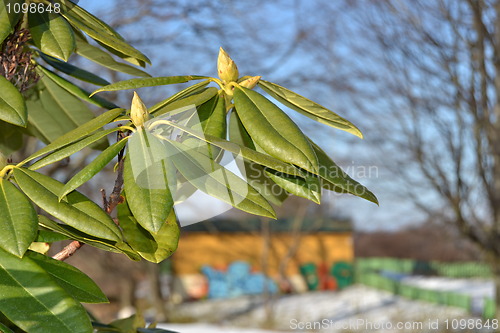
[296,0,500,314]
[70,0,500,320]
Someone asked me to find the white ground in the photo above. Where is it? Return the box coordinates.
[157,324,282,333]
[158,278,495,333]
[402,276,494,314]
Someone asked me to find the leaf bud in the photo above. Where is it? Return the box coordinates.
[130,91,150,127]
[217,47,239,83]
[0,152,6,170]
[239,76,261,90]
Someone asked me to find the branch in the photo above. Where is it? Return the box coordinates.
[52,132,127,261]
[106,157,125,215]
[52,240,83,261]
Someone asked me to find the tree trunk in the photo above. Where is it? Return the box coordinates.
[484,252,500,320]
[145,262,168,321]
[260,218,274,327]
[491,0,500,319]
[491,258,500,319]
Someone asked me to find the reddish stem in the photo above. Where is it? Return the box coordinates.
[52,240,83,261]
[52,141,127,261]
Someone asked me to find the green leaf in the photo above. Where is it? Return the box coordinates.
[259,80,363,138]
[38,215,140,261]
[199,94,226,157]
[266,170,321,204]
[0,179,38,257]
[0,321,14,333]
[152,87,218,117]
[0,120,23,155]
[149,80,210,114]
[108,315,180,333]
[0,247,93,333]
[60,138,128,200]
[163,138,276,219]
[13,168,123,242]
[58,0,125,41]
[109,314,145,333]
[29,11,75,61]
[60,3,150,65]
[138,329,179,333]
[155,117,302,176]
[27,77,100,145]
[233,86,318,174]
[25,99,53,144]
[124,129,174,233]
[20,107,124,166]
[95,41,148,68]
[74,35,150,77]
[29,127,120,170]
[26,251,108,303]
[0,0,23,45]
[36,229,70,243]
[63,11,151,64]
[0,76,27,127]
[40,53,110,86]
[58,0,147,67]
[37,66,118,109]
[91,323,123,332]
[181,94,225,159]
[118,197,179,263]
[229,112,289,205]
[190,94,223,134]
[91,76,208,96]
[245,164,289,206]
[310,140,378,205]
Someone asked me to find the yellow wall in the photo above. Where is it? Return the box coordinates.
[171,232,353,276]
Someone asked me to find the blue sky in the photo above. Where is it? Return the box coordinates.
[76,0,426,231]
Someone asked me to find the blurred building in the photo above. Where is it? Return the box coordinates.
[170,217,354,300]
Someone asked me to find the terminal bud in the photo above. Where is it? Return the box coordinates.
[130,91,149,127]
[0,152,7,170]
[217,47,239,83]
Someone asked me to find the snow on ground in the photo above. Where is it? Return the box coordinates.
[401,276,494,314]
[163,284,490,333]
[157,323,282,333]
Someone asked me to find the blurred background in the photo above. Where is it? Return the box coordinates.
[43,0,500,331]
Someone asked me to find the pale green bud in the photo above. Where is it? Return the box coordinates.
[0,152,7,170]
[130,91,149,127]
[239,76,261,90]
[217,47,239,83]
[29,242,50,254]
